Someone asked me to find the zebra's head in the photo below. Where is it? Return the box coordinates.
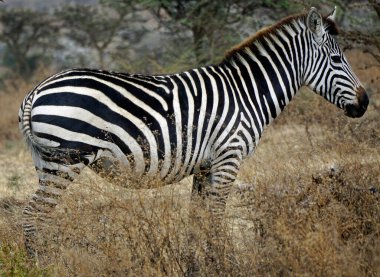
[304,7,368,118]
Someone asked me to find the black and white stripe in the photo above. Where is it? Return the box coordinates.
[19,7,368,256]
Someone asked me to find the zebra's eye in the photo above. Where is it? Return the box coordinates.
[331,55,341,63]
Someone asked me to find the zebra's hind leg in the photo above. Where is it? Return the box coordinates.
[22,164,83,258]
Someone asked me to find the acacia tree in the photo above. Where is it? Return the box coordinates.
[57,1,138,69]
[139,0,301,65]
[0,8,59,78]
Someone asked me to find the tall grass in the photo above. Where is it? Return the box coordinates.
[1,156,378,276]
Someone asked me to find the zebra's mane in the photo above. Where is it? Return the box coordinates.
[224,11,339,61]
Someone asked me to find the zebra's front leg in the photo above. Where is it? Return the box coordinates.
[186,163,213,276]
[189,159,230,238]
[191,156,240,229]
[187,157,239,274]
[191,174,234,232]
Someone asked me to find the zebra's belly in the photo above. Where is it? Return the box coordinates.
[88,152,194,189]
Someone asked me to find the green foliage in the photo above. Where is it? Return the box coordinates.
[0,8,59,78]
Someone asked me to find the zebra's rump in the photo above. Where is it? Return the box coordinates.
[25,70,170,173]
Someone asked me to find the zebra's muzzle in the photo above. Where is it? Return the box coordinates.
[344,87,369,118]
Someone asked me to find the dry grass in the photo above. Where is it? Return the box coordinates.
[0,51,379,276]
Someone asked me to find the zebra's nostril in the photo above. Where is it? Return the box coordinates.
[344,87,369,118]
[357,87,369,110]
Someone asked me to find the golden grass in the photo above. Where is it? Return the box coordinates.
[0,51,379,276]
[1,138,379,276]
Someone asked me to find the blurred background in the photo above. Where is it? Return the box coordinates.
[0,0,379,80]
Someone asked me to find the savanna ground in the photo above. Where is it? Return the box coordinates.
[0,50,379,276]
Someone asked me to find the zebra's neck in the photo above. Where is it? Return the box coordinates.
[220,15,308,131]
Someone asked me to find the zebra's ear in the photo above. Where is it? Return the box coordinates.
[326,6,337,22]
[306,7,323,37]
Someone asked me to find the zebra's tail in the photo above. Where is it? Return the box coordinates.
[19,88,43,161]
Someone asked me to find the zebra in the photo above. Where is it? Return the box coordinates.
[19,7,368,257]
